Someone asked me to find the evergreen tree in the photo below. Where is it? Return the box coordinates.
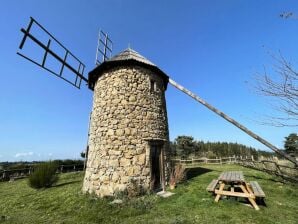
[284,133,298,156]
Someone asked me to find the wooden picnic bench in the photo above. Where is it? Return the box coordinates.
[206,171,265,210]
[206,179,218,192]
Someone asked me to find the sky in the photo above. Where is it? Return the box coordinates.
[0,0,297,162]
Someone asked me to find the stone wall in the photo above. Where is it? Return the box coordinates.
[82,65,170,197]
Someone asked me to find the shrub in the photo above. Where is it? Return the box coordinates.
[28,161,58,189]
[169,164,186,187]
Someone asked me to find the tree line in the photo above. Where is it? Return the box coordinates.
[170,135,274,159]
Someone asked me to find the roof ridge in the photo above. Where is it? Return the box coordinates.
[108,48,156,66]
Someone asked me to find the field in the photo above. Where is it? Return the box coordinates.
[0,164,297,224]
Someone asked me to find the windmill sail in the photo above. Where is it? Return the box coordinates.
[95,30,113,65]
[17,17,88,89]
[169,78,298,166]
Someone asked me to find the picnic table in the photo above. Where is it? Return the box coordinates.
[206,171,265,210]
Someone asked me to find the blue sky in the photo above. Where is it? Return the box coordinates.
[0,0,297,162]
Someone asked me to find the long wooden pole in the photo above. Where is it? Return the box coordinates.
[169,78,298,166]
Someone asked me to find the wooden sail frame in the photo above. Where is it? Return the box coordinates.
[169,78,298,166]
[17,17,88,89]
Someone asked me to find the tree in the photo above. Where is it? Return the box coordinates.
[174,136,195,158]
[254,53,298,127]
[80,151,86,158]
[284,133,298,156]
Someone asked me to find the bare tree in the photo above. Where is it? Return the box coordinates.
[254,52,298,127]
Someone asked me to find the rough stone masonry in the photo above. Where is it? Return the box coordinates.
[82,49,170,197]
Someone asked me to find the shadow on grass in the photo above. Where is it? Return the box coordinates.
[185,167,213,181]
[222,196,267,208]
[53,180,81,188]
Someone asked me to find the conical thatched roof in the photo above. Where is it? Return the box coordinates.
[88,48,168,90]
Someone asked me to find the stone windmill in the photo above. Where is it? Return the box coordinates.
[83,48,171,196]
[17,17,297,197]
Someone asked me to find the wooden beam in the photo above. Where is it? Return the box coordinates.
[215,183,225,202]
[239,185,260,210]
[169,78,298,166]
[160,146,166,192]
[215,189,255,199]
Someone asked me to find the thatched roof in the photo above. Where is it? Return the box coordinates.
[88,48,169,90]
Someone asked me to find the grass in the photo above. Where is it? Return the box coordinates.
[0,164,297,224]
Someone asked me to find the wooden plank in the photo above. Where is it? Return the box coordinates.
[215,183,225,202]
[245,182,254,196]
[240,172,245,181]
[215,189,253,198]
[250,181,265,197]
[168,78,298,166]
[239,184,260,210]
[227,172,231,181]
[219,171,245,182]
[206,179,219,192]
[218,172,224,180]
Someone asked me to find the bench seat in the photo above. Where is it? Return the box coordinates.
[206,179,219,192]
[250,181,265,198]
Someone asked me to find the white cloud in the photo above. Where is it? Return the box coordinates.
[15,152,34,158]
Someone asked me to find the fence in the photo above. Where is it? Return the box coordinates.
[237,159,298,182]
[172,156,298,182]
[172,156,238,167]
[0,164,84,182]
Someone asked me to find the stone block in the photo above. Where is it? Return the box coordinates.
[119,158,131,167]
[120,176,130,183]
[137,154,146,165]
[107,129,114,136]
[124,128,131,135]
[109,160,119,167]
[129,95,136,102]
[112,172,119,182]
[116,129,124,136]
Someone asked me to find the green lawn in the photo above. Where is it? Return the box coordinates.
[0,164,297,224]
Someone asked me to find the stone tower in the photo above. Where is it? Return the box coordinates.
[82,48,170,197]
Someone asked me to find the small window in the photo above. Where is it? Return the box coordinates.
[150,79,156,92]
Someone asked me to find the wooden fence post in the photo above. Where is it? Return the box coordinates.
[276,163,281,175]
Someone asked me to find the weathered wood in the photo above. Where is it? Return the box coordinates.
[239,184,260,210]
[250,181,265,198]
[218,171,244,182]
[206,179,219,192]
[211,171,262,210]
[169,78,298,166]
[160,147,166,192]
[245,182,254,195]
[215,183,225,202]
[215,189,254,199]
